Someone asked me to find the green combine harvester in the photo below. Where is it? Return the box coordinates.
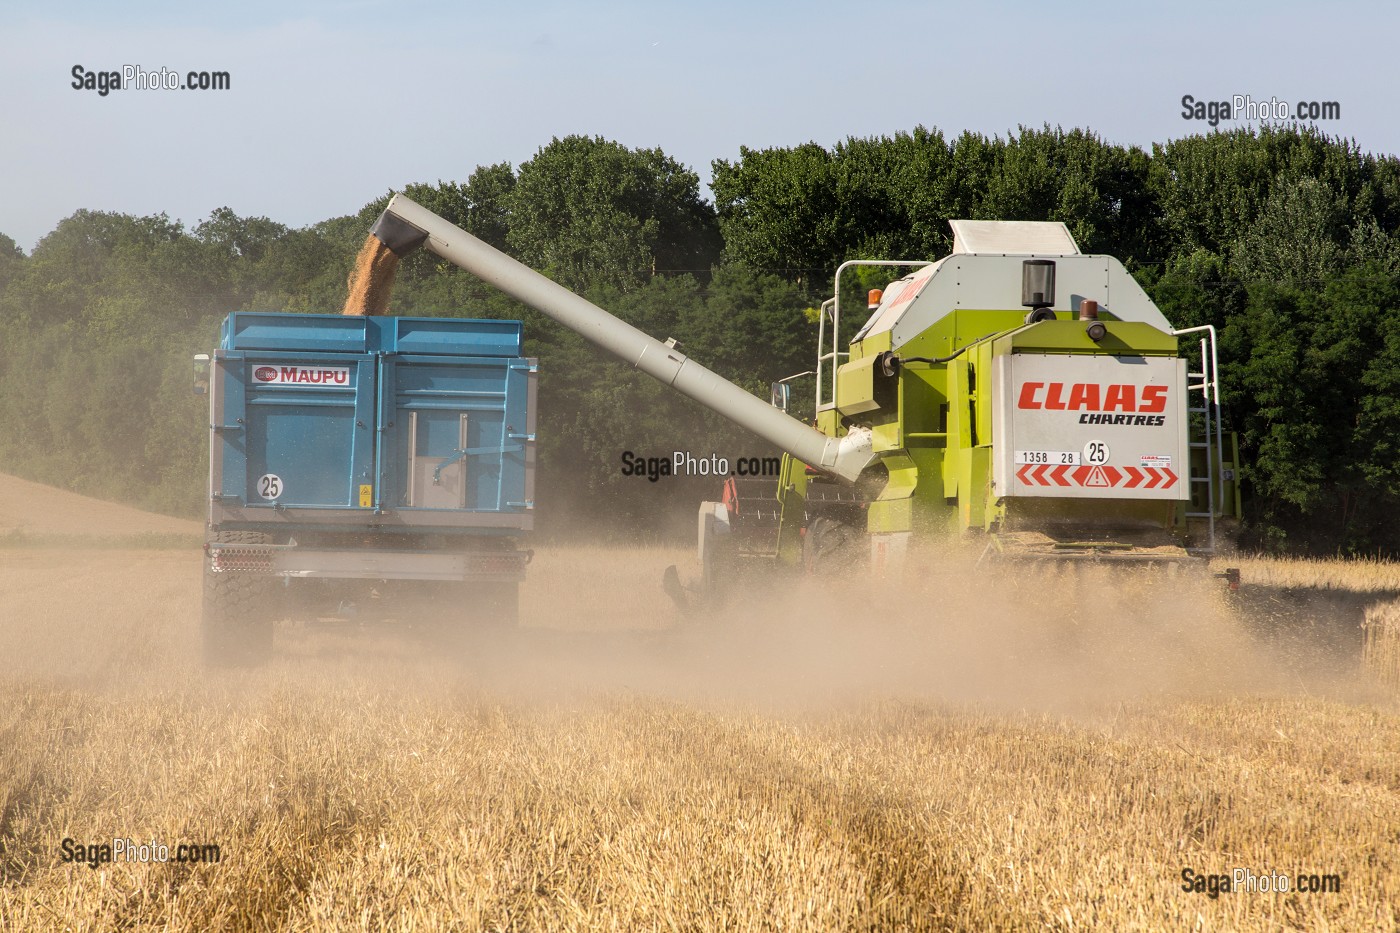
[705,220,1242,589]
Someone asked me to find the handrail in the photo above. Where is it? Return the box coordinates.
[818,260,932,410]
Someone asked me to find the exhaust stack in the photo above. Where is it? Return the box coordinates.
[373,194,874,482]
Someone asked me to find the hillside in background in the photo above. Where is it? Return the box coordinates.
[0,472,200,540]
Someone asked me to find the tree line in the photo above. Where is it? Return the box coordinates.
[1,125,1398,552]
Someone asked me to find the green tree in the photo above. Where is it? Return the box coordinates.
[0,233,23,292]
[508,136,719,294]
[462,162,516,251]
[713,141,849,289]
[714,126,1160,296]
[689,266,814,391]
[1230,177,1348,286]
[1224,267,1400,551]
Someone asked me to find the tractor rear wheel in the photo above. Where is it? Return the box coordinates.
[201,532,278,667]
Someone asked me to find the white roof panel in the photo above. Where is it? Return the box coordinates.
[950,220,1081,256]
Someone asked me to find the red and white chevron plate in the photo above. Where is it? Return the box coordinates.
[1014,463,1179,489]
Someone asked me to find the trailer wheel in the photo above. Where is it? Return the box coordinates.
[201,532,277,667]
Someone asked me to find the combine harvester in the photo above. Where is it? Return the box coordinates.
[709,220,1243,590]
[365,199,1240,602]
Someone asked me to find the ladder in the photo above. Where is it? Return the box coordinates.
[1174,325,1227,554]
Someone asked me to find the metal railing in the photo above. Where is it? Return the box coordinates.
[1172,324,1225,553]
[816,260,932,411]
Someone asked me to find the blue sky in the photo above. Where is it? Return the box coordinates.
[1,0,1393,251]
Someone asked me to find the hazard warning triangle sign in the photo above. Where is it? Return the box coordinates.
[1084,466,1111,487]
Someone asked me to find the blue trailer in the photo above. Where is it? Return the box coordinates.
[198,312,536,663]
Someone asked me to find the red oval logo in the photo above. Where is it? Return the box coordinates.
[253,366,278,382]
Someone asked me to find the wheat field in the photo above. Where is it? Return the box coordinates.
[0,540,1398,932]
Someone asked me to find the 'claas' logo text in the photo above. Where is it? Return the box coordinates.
[1018,382,1168,413]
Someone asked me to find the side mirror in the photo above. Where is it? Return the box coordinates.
[770,381,790,412]
[193,354,210,396]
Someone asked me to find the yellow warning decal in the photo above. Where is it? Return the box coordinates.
[359,484,373,508]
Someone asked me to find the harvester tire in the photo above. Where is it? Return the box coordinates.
[804,515,863,574]
[201,532,277,667]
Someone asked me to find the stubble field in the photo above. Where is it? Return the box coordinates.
[1,482,1399,930]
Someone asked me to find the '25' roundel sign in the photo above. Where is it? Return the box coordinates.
[257,474,283,500]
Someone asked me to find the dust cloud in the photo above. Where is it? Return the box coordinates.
[465,545,1383,716]
[0,543,1380,716]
